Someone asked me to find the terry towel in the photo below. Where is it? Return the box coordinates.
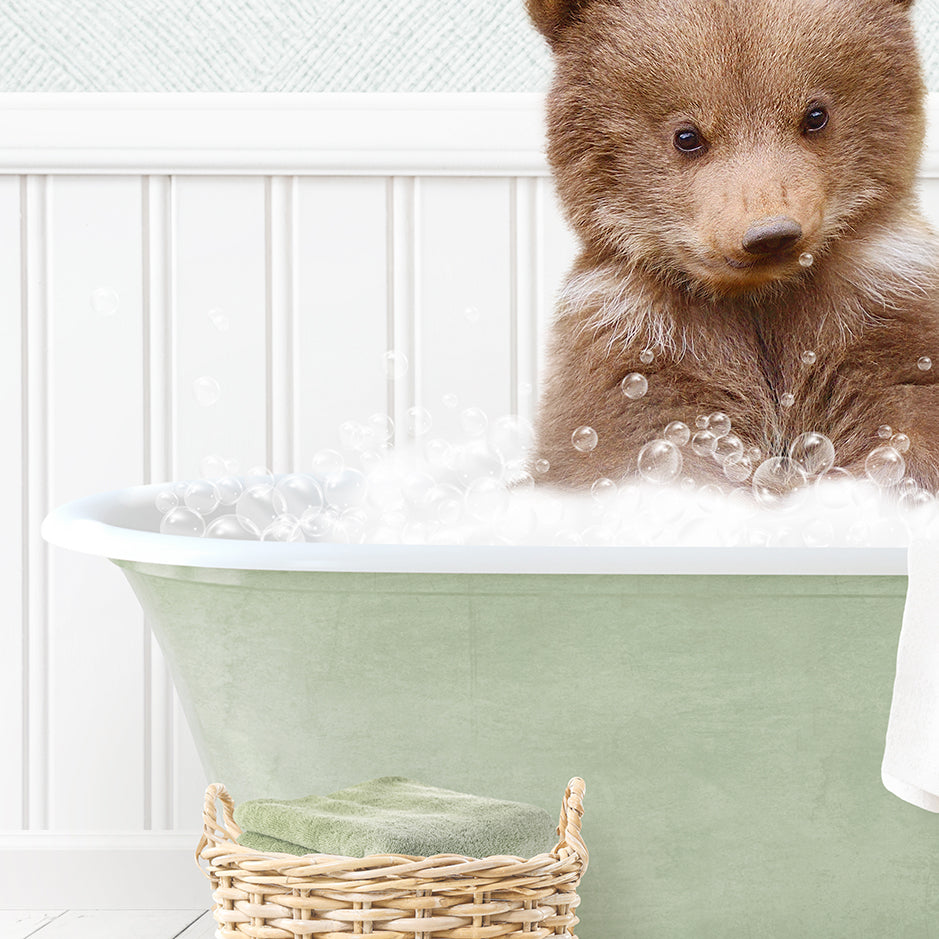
[234,776,557,858]
[882,539,939,812]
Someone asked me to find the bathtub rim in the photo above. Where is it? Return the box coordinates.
[41,482,908,575]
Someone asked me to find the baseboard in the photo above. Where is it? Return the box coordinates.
[0,832,207,909]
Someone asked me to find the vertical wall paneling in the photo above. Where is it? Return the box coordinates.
[172,176,269,826]
[24,174,49,831]
[418,177,513,442]
[0,176,24,829]
[47,176,146,830]
[511,177,541,424]
[294,177,390,464]
[142,174,175,830]
[267,176,299,473]
[389,177,418,444]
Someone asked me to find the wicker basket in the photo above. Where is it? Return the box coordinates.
[197,777,588,938]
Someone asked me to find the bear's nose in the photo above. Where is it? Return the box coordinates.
[741,216,803,256]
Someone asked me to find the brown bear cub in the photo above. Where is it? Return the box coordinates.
[528,0,939,491]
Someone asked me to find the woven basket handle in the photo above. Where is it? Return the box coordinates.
[195,783,243,879]
[554,776,588,868]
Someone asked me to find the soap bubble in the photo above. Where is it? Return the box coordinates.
[460,407,489,437]
[571,426,599,452]
[747,446,763,464]
[620,373,648,399]
[637,439,683,484]
[714,434,744,464]
[247,465,275,485]
[890,433,910,453]
[639,349,654,364]
[463,305,481,324]
[708,412,731,438]
[383,350,408,379]
[275,473,324,518]
[301,508,338,542]
[407,406,433,437]
[154,488,178,514]
[752,457,807,508]
[199,454,228,479]
[215,475,244,506]
[691,429,718,456]
[426,484,464,525]
[695,414,709,429]
[876,425,893,439]
[236,484,287,531]
[207,307,230,331]
[205,514,258,540]
[918,356,932,371]
[664,421,691,446]
[184,480,220,515]
[312,449,344,477]
[424,437,454,469]
[339,420,368,452]
[324,468,368,509]
[367,413,394,444]
[160,506,206,537]
[801,350,817,365]
[865,445,905,487]
[788,432,836,476]
[722,453,752,482]
[798,252,814,267]
[261,515,304,542]
[534,458,550,474]
[780,393,795,408]
[591,477,618,500]
[193,376,221,407]
[402,471,436,508]
[90,287,119,316]
[442,392,459,409]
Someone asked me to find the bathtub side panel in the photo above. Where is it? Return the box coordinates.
[116,565,935,939]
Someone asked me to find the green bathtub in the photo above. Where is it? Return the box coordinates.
[43,485,938,937]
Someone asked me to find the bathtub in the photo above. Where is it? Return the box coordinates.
[43,482,938,938]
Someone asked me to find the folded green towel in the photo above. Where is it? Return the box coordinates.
[233,776,556,858]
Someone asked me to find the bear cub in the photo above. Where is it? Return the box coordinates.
[528,0,939,490]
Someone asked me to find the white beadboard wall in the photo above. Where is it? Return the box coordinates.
[2,92,939,908]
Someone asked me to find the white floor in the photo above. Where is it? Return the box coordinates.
[0,910,214,938]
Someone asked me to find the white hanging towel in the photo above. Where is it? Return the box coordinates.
[882,538,939,812]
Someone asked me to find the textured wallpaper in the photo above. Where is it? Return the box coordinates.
[1,0,939,93]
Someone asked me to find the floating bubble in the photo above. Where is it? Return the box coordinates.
[199,454,227,479]
[193,376,221,407]
[407,406,433,437]
[205,514,258,540]
[312,449,344,477]
[247,465,275,484]
[442,392,459,409]
[426,484,465,525]
[90,287,119,316]
[798,252,814,267]
[639,349,654,365]
[708,412,732,439]
[402,471,436,508]
[571,425,599,453]
[637,439,683,484]
[261,515,304,542]
[752,457,807,508]
[207,307,230,331]
[155,488,178,514]
[424,437,454,469]
[780,393,795,408]
[801,350,817,365]
[620,373,648,399]
[788,432,836,476]
[747,446,763,464]
[691,429,718,456]
[215,475,245,505]
[877,425,893,440]
[160,506,206,537]
[301,508,338,542]
[591,477,618,500]
[324,468,368,510]
[383,350,408,379]
[722,454,752,482]
[461,407,489,437]
[890,433,910,453]
[339,420,368,451]
[918,356,932,371]
[184,480,220,515]
[714,434,744,464]
[695,414,710,429]
[664,421,691,446]
[236,484,287,531]
[368,413,394,444]
[865,445,905,487]
[463,305,481,324]
[534,458,550,475]
[275,473,324,518]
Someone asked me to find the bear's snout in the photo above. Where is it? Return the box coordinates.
[741,216,803,257]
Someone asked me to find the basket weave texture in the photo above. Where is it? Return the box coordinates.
[197,777,588,938]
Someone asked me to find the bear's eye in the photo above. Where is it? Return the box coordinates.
[673,127,707,154]
[802,105,829,134]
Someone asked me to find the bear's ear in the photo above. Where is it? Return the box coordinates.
[527,0,591,44]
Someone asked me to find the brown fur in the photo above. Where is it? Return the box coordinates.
[528,0,939,489]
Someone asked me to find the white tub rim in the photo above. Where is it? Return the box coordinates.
[40,482,908,576]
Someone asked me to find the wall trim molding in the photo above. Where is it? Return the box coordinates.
[0,831,207,908]
[0,93,549,175]
[2,92,939,176]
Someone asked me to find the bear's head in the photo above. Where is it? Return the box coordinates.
[529,0,926,297]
